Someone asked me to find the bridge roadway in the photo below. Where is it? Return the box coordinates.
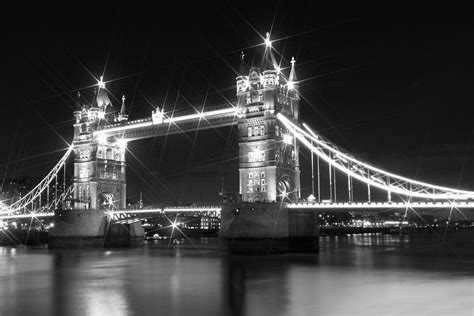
[2,201,473,221]
[96,106,239,141]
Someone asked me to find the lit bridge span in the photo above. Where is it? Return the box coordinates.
[1,32,473,225]
[2,106,474,221]
[96,106,239,141]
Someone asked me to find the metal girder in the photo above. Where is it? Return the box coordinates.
[278,113,474,201]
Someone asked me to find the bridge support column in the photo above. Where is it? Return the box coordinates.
[219,196,319,254]
[48,209,144,248]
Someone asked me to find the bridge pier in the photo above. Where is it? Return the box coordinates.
[219,198,319,254]
[48,209,144,248]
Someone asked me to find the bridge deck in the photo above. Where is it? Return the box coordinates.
[97,107,239,141]
[2,201,473,220]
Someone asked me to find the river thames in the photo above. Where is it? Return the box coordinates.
[0,232,472,316]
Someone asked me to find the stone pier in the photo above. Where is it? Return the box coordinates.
[48,209,144,248]
[219,198,319,254]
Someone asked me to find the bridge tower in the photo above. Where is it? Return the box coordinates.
[72,78,127,212]
[236,34,301,202]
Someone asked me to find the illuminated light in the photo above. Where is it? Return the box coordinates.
[287,81,295,90]
[171,222,178,229]
[275,66,281,73]
[116,138,127,149]
[98,76,105,89]
[283,134,293,145]
[97,110,105,120]
[97,134,108,145]
[244,79,250,89]
[264,32,271,48]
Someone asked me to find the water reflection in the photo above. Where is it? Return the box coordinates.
[0,232,472,316]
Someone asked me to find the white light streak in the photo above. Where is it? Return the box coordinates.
[98,110,105,120]
[283,134,293,145]
[287,81,295,90]
[98,76,105,89]
[288,201,474,209]
[116,139,127,149]
[95,107,238,137]
[97,133,108,144]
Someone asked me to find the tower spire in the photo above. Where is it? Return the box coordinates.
[288,57,298,90]
[121,95,126,115]
[118,94,129,122]
[261,32,278,71]
[75,91,82,111]
[239,51,248,76]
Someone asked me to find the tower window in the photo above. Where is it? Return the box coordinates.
[260,126,265,136]
[106,148,113,160]
[247,180,254,192]
[254,126,259,136]
[249,151,265,162]
[247,126,252,137]
[79,169,89,178]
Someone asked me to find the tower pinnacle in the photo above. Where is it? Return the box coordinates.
[98,76,105,89]
[264,32,271,48]
[288,56,297,90]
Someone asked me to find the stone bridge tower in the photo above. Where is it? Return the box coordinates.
[237,34,301,202]
[72,78,128,211]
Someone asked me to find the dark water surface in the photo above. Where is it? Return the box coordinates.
[0,232,473,316]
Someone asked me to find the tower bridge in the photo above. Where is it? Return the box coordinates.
[1,33,473,252]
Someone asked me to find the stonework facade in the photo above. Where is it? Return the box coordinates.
[237,49,301,202]
[72,86,128,211]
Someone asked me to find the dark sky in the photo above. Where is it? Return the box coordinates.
[1,2,473,206]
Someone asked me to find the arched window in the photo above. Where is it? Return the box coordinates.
[106,148,113,160]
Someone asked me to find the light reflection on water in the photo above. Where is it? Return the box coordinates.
[0,232,472,316]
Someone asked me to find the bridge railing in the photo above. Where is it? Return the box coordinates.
[1,146,73,215]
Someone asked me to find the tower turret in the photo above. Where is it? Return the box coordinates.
[118,95,128,122]
[73,91,82,123]
[236,51,250,100]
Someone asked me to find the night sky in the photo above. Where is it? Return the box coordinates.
[1,2,473,206]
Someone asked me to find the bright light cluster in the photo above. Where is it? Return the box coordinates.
[98,76,105,89]
[264,32,271,48]
[116,138,127,149]
[283,134,293,145]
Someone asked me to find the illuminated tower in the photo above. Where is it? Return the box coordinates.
[72,77,127,211]
[237,33,301,202]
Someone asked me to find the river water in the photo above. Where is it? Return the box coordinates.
[0,232,472,316]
